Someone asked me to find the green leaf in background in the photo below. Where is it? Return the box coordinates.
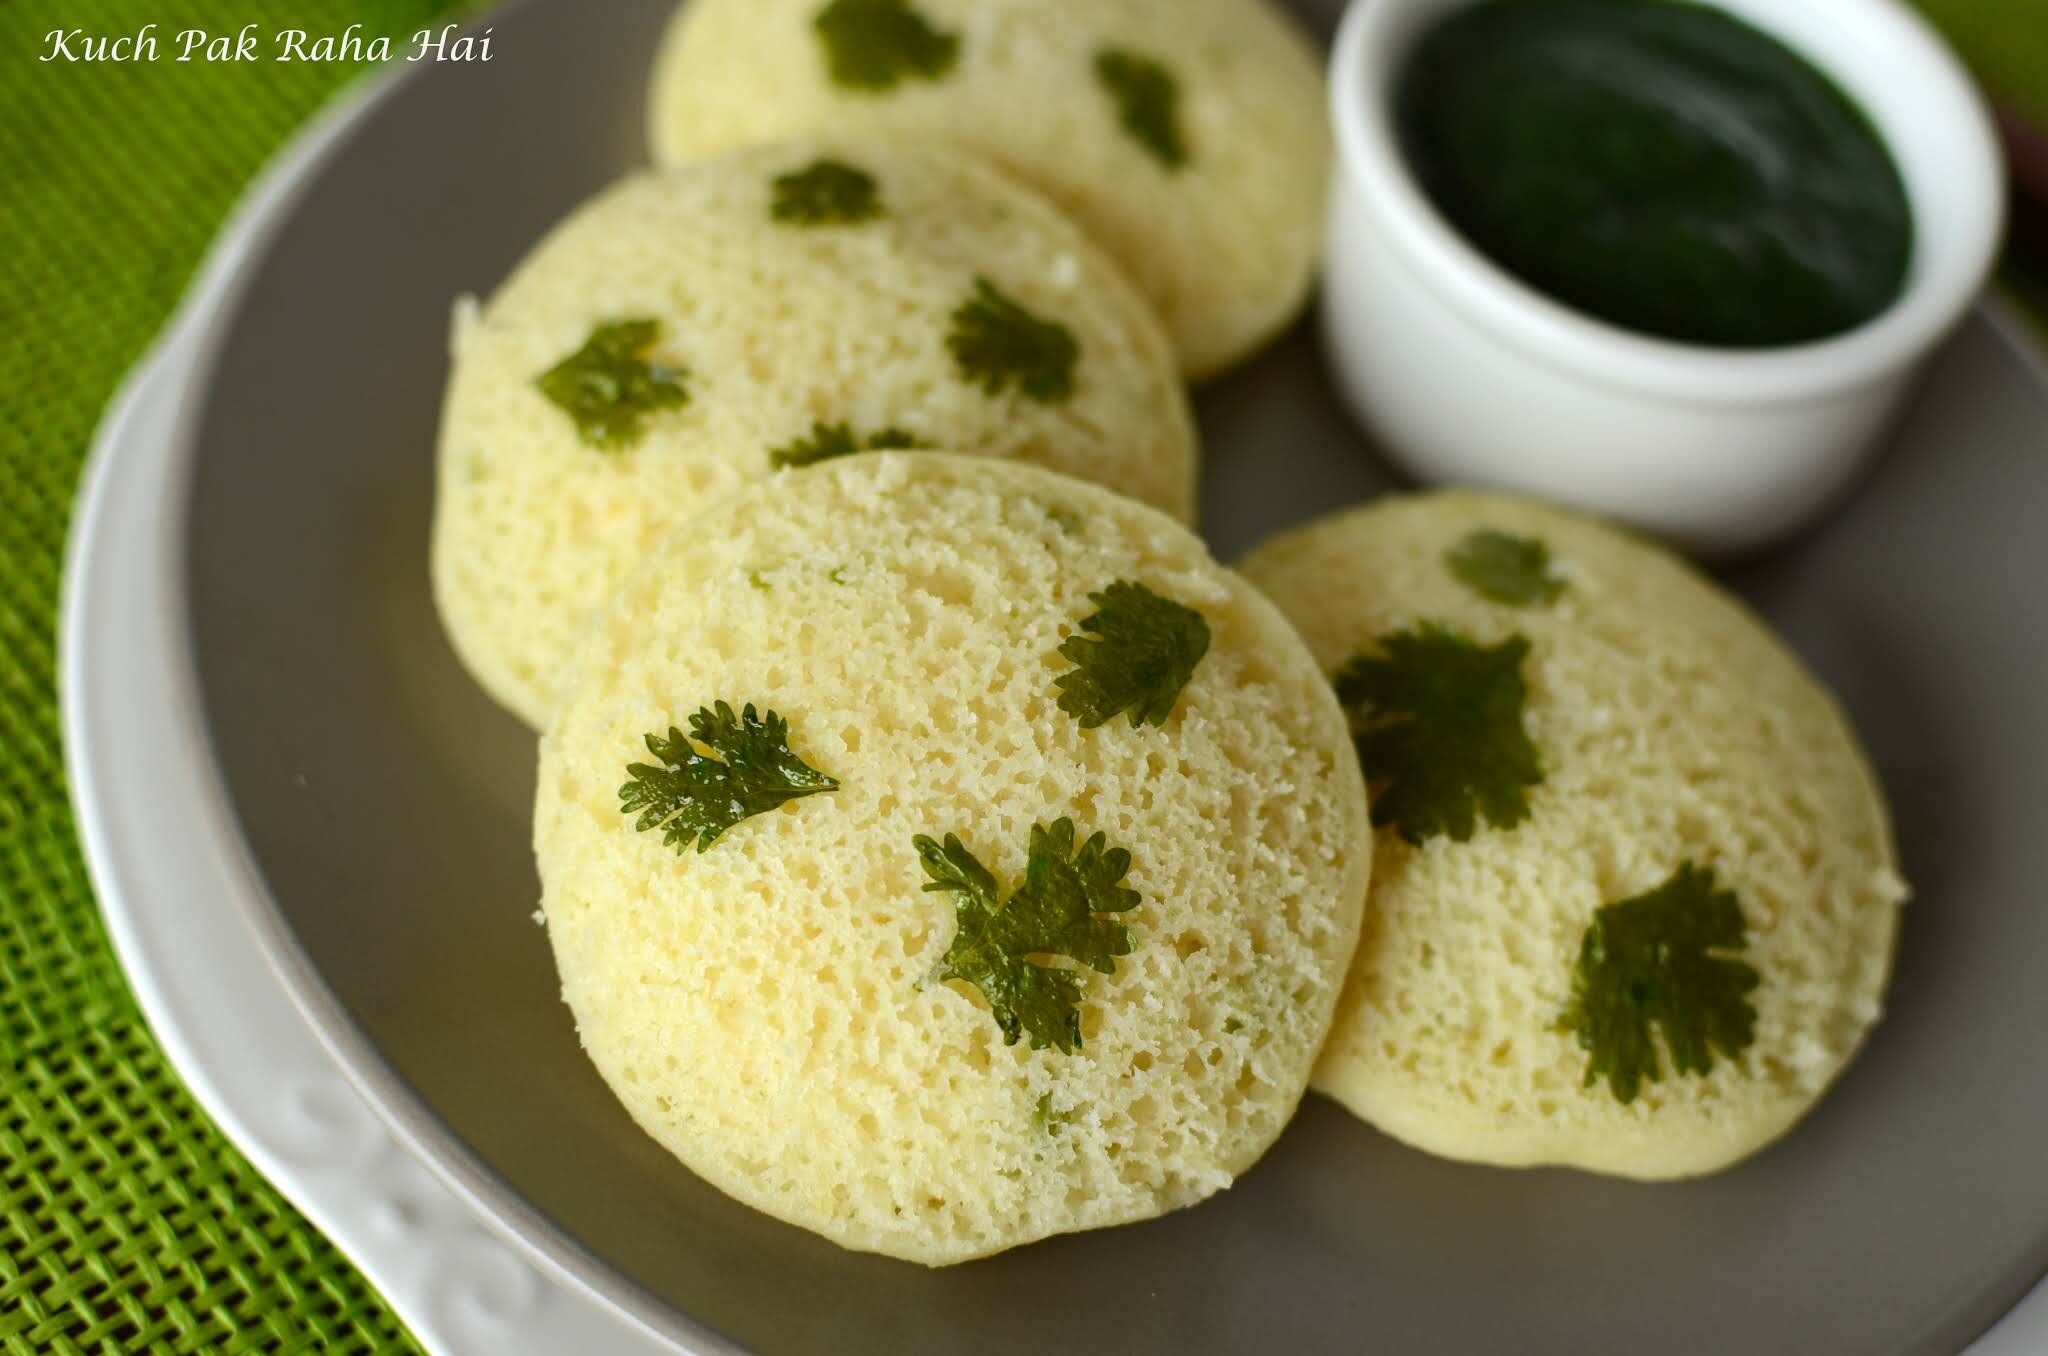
[1445,529,1568,608]
[768,419,922,468]
[1912,0,2048,126]
[813,0,960,92]
[771,157,885,226]
[536,318,691,450]
[947,277,1081,404]
[1094,47,1189,169]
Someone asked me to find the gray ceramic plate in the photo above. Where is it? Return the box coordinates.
[176,0,2048,1351]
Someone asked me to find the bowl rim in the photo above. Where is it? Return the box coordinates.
[1328,0,2008,406]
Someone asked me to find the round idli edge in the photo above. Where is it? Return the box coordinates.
[1239,489,1905,1180]
[536,453,1371,1261]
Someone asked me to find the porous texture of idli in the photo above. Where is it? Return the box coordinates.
[535,454,1370,1263]
[647,0,1332,380]
[433,142,1195,727]
[1239,491,1905,1179]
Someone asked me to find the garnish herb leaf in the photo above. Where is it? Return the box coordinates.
[1561,863,1760,1104]
[915,818,1140,1053]
[1446,529,1566,607]
[1335,625,1542,844]
[771,158,883,226]
[1054,581,1211,729]
[948,278,1080,405]
[814,0,959,91]
[1094,48,1188,169]
[536,319,689,450]
[620,702,838,854]
[769,420,923,469]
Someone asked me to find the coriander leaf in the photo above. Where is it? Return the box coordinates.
[814,0,958,91]
[1335,625,1542,844]
[1446,529,1566,607]
[915,818,1140,1053]
[769,420,925,469]
[1094,48,1188,169]
[771,158,883,226]
[771,421,858,468]
[619,702,838,855]
[948,278,1080,405]
[1054,581,1211,729]
[536,319,690,450]
[1561,863,1760,1105]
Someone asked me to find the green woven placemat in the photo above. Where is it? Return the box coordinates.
[0,3,2043,1354]
[0,5,460,1350]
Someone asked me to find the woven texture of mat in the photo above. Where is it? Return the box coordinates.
[0,2,2042,1354]
[1,5,458,1350]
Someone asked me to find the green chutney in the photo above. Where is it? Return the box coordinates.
[1396,0,1914,348]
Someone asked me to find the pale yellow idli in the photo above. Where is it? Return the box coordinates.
[535,453,1370,1263]
[433,141,1195,727]
[1239,491,1905,1179]
[647,0,1332,379]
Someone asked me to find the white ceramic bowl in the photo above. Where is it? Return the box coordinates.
[1323,0,2005,555]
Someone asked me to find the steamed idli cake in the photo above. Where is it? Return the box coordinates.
[647,0,1332,379]
[432,142,1194,727]
[1239,491,1905,1179]
[535,453,1371,1263]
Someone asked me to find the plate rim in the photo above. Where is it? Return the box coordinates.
[56,53,723,1356]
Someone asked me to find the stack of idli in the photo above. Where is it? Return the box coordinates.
[430,0,1370,1263]
[426,0,1908,1268]
[433,141,1195,727]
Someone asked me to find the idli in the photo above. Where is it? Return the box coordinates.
[647,0,1333,379]
[535,453,1371,1262]
[1239,491,1905,1179]
[433,141,1195,727]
